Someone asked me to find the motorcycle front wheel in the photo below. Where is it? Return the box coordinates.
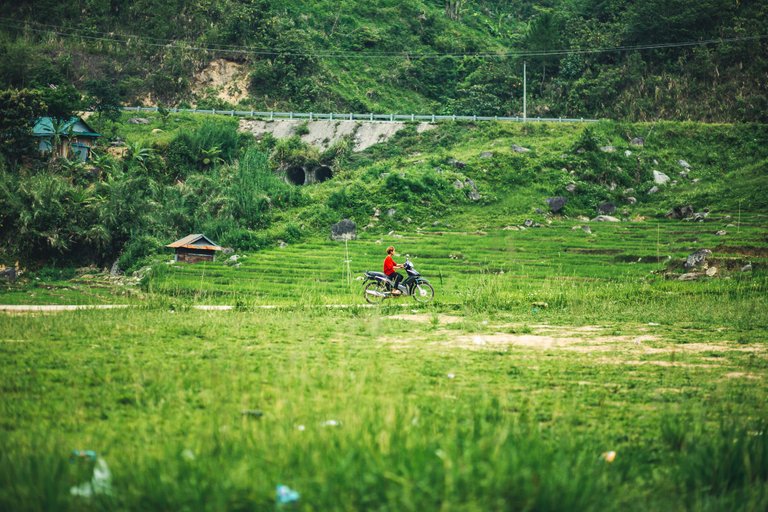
[364,281,387,304]
[411,282,435,303]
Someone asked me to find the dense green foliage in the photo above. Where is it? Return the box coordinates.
[0,88,45,166]
[0,117,300,268]
[0,112,766,272]
[0,0,765,121]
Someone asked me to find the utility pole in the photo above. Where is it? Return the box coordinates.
[343,238,352,288]
[523,60,527,121]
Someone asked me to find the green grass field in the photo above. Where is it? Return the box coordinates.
[2,307,767,511]
[1,214,767,510]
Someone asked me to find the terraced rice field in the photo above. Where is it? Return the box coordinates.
[149,214,767,315]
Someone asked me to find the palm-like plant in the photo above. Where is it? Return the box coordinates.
[89,151,120,178]
[199,145,224,168]
[48,117,75,160]
[126,142,154,170]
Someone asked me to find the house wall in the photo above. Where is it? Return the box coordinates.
[37,136,98,160]
[176,249,216,263]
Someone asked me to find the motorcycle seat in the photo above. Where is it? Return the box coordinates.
[365,271,388,280]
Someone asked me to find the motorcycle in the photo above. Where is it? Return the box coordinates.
[362,258,435,304]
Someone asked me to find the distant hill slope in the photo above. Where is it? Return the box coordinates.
[0,0,766,121]
[1,111,766,271]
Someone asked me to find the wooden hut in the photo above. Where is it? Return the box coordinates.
[33,116,101,161]
[167,234,222,263]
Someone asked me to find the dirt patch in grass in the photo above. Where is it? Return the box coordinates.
[619,360,711,368]
[725,372,761,379]
[431,331,660,351]
[451,333,585,349]
[387,314,464,325]
[641,343,764,354]
[383,318,766,357]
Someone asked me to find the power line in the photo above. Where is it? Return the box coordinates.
[0,16,765,60]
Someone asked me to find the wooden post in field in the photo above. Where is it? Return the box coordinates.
[656,223,660,263]
[523,61,527,122]
[343,239,352,288]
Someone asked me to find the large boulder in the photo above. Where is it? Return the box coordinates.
[597,202,616,215]
[666,205,695,219]
[0,267,17,283]
[653,170,671,185]
[464,178,481,201]
[546,196,567,213]
[591,215,621,222]
[331,219,357,241]
[686,211,708,222]
[684,249,712,269]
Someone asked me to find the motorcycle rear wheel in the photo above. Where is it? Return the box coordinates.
[411,282,435,303]
[364,281,387,304]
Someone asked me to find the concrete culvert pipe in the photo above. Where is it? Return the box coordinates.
[314,165,333,183]
[285,166,307,186]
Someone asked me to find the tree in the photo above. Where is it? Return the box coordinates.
[0,89,45,167]
[85,79,123,123]
[39,84,83,121]
[523,11,565,84]
[449,59,522,116]
[445,0,464,20]
[47,117,75,160]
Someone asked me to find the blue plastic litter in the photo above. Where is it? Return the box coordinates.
[276,484,300,505]
[70,450,98,461]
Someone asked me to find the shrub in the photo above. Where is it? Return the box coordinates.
[219,228,273,251]
[164,120,241,177]
[118,235,165,273]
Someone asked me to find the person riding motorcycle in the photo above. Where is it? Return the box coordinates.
[383,246,404,295]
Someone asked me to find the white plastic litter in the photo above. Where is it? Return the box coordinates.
[70,458,112,497]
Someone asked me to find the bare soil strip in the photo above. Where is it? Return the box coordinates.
[0,304,131,312]
[0,303,395,313]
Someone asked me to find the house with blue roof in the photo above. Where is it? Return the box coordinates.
[32,116,101,162]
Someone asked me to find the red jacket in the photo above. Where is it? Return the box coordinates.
[383,255,397,275]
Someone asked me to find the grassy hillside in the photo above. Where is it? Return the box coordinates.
[0,0,766,121]
[1,114,766,273]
